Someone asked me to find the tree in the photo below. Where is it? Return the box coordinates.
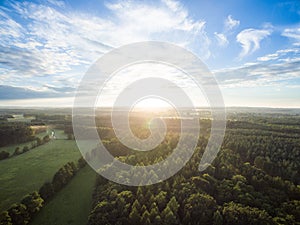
[88,201,114,225]
[43,135,50,143]
[36,137,42,146]
[167,196,179,214]
[78,157,87,168]
[149,202,159,222]
[183,193,217,225]
[52,168,67,192]
[153,215,162,225]
[22,146,29,153]
[213,210,223,225]
[129,205,141,225]
[281,200,300,222]
[162,206,179,225]
[8,204,29,225]
[182,211,191,225]
[67,133,74,140]
[254,156,265,169]
[39,182,54,201]
[141,210,151,225]
[131,199,141,212]
[0,211,12,225]
[155,191,167,211]
[0,151,9,160]
[13,147,21,156]
[52,162,76,192]
[21,192,43,216]
[222,202,273,225]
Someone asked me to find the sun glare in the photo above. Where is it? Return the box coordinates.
[132,97,172,110]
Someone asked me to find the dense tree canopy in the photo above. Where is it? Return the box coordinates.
[86,113,300,225]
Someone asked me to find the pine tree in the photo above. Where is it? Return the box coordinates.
[132,199,141,212]
[149,202,159,221]
[162,206,179,225]
[141,210,151,225]
[167,196,179,214]
[213,210,223,225]
[129,204,141,225]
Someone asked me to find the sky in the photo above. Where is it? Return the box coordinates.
[0,0,300,108]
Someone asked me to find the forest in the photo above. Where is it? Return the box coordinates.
[85,111,300,225]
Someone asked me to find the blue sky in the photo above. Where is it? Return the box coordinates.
[0,0,300,107]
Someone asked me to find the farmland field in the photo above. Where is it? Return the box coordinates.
[30,165,97,225]
[0,129,66,156]
[0,139,81,211]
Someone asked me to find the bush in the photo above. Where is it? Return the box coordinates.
[52,162,78,192]
[0,210,12,225]
[13,147,21,156]
[8,203,29,225]
[21,192,44,217]
[39,182,54,201]
[22,146,29,153]
[0,151,9,160]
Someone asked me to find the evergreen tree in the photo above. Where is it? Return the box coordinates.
[129,205,141,225]
[141,210,151,225]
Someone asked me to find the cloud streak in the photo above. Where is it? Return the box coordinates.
[0,85,73,99]
[0,0,209,76]
[282,27,300,45]
[225,15,240,31]
[214,32,229,47]
[236,28,271,58]
[215,58,300,88]
[214,15,239,47]
[0,0,213,100]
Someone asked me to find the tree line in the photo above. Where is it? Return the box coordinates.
[0,135,50,161]
[0,124,34,147]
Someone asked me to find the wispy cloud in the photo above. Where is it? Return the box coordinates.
[0,85,73,99]
[214,15,239,47]
[0,0,211,99]
[1,0,299,107]
[224,15,240,31]
[282,27,300,45]
[257,53,279,61]
[215,46,300,88]
[214,32,229,47]
[236,28,271,58]
[0,10,23,44]
[214,41,300,88]
[1,0,209,69]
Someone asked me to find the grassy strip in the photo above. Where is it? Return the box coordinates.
[30,166,97,225]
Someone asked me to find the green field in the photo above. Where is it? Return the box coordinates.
[0,139,39,156]
[7,115,35,123]
[0,129,66,156]
[30,166,97,225]
[0,139,81,211]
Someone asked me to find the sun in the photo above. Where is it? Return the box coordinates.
[132,97,172,110]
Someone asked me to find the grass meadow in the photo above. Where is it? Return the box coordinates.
[0,129,66,156]
[0,139,81,211]
[30,165,97,225]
